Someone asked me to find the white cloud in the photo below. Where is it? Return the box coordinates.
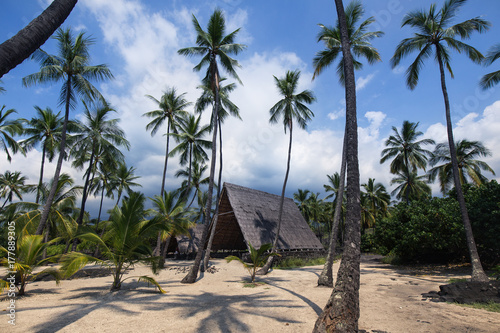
[328,109,344,121]
[356,73,375,91]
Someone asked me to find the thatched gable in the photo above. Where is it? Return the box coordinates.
[209,183,324,252]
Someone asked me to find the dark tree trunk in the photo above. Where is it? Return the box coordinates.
[313,0,361,331]
[0,0,78,78]
[181,69,220,284]
[202,117,224,271]
[318,130,347,287]
[436,48,488,282]
[160,121,171,196]
[76,146,96,226]
[257,120,293,275]
[42,221,51,260]
[36,77,72,235]
[36,143,47,204]
[159,236,172,268]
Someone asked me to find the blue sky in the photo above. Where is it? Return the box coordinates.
[2,0,500,217]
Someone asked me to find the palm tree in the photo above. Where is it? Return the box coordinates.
[149,190,193,268]
[175,161,209,208]
[391,170,432,202]
[0,0,78,78]
[294,188,312,223]
[312,0,382,289]
[0,106,25,162]
[312,0,384,84]
[60,192,166,293]
[0,171,32,210]
[428,139,495,194]
[380,121,435,175]
[178,8,246,284]
[195,78,241,271]
[23,27,113,236]
[257,69,315,275]
[71,101,129,228]
[361,178,390,220]
[226,243,277,283]
[22,106,65,203]
[314,0,362,330]
[110,162,141,207]
[169,114,211,195]
[480,44,500,90]
[144,87,191,196]
[391,0,490,282]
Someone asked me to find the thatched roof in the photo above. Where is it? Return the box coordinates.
[209,183,323,252]
[173,224,205,254]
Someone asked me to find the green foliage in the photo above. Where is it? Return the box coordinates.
[275,256,326,269]
[375,197,465,263]
[226,242,277,283]
[46,244,66,256]
[361,232,378,253]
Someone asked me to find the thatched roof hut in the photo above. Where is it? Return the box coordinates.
[208,183,324,253]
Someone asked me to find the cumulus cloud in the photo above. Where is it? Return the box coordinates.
[356,73,375,91]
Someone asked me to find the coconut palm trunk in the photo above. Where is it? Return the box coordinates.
[318,130,347,287]
[257,120,293,275]
[181,72,219,284]
[314,0,361,330]
[436,50,488,282]
[202,117,224,271]
[0,0,78,78]
[161,121,171,196]
[36,78,71,235]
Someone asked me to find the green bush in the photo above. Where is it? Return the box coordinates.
[46,244,66,257]
[361,232,378,253]
[275,256,326,269]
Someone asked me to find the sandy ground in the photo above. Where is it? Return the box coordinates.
[1,255,499,333]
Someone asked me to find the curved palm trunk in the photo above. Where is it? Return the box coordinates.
[160,122,171,196]
[318,130,347,287]
[202,117,224,271]
[404,150,410,204]
[0,0,78,78]
[436,49,488,282]
[257,121,294,275]
[36,77,72,235]
[314,1,361,330]
[36,143,47,204]
[181,70,220,284]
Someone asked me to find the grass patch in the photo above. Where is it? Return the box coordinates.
[452,301,500,313]
[448,278,468,284]
[275,257,326,269]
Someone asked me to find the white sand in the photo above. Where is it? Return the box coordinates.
[1,255,499,332]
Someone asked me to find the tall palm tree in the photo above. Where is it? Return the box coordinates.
[0,106,25,162]
[0,0,78,78]
[178,8,246,284]
[313,0,382,289]
[257,69,315,275]
[391,170,432,202]
[149,191,193,268]
[169,114,211,194]
[144,87,191,196]
[110,162,141,207]
[195,78,241,271]
[480,44,500,89]
[71,101,129,228]
[380,121,435,175]
[175,161,209,208]
[294,188,312,223]
[391,0,490,282]
[23,27,113,236]
[0,171,32,210]
[21,106,65,203]
[312,0,384,84]
[361,178,390,220]
[314,0,362,330]
[428,139,495,194]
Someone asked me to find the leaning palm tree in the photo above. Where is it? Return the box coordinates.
[177,8,246,284]
[21,106,65,203]
[144,87,191,196]
[313,0,383,288]
[428,139,495,194]
[71,101,129,228]
[196,78,241,271]
[480,44,500,89]
[0,106,25,162]
[314,0,363,330]
[257,69,315,275]
[23,27,113,236]
[391,0,490,282]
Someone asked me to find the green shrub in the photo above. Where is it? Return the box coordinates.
[46,244,66,257]
[275,256,326,269]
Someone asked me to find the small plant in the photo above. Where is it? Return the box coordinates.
[226,242,277,283]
